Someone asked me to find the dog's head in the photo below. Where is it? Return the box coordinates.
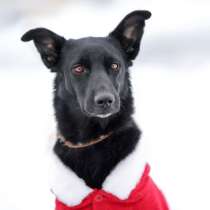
[21,11,151,119]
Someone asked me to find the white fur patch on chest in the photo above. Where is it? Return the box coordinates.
[48,136,146,206]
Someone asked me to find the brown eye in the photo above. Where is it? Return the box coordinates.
[72,64,85,75]
[111,63,120,71]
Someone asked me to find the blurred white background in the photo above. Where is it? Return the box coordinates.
[0,0,210,210]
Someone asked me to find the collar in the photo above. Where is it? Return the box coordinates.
[48,135,146,207]
[57,131,113,149]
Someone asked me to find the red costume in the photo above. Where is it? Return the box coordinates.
[50,140,169,210]
[55,164,169,210]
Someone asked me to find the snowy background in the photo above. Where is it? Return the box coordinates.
[0,0,210,209]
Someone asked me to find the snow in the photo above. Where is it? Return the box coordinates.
[0,1,210,210]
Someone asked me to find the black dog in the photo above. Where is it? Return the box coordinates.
[21,11,169,210]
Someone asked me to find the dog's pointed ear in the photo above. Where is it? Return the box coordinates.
[109,10,151,60]
[21,28,66,71]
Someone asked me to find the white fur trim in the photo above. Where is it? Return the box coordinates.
[49,135,146,206]
[48,136,92,206]
[103,140,146,199]
[49,148,92,206]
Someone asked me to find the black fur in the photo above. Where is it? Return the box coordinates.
[21,10,151,189]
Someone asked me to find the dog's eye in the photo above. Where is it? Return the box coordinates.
[72,64,85,75]
[111,63,120,71]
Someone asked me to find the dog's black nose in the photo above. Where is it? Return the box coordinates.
[94,93,114,108]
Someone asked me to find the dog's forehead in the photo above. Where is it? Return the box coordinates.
[64,37,122,59]
[70,37,114,48]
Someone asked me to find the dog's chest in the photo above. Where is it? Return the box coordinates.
[53,137,132,188]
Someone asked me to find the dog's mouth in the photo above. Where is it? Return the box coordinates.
[85,110,118,119]
[95,113,113,118]
[83,103,120,119]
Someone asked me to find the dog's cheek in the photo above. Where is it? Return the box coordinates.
[119,78,130,101]
[114,95,121,113]
[62,71,78,97]
[116,70,127,96]
[83,91,95,114]
[74,85,89,113]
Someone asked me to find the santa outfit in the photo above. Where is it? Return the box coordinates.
[49,141,169,210]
